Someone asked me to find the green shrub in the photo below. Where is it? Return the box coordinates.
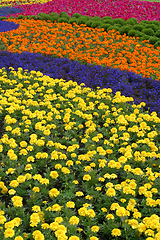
[135,31,144,38]
[91,21,102,28]
[58,17,69,23]
[0,17,6,20]
[132,24,143,31]
[86,20,93,27]
[128,29,137,37]
[91,16,101,21]
[154,40,160,48]
[59,12,70,20]
[149,20,160,27]
[37,13,51,21]
[119,25,132,35]
[142,28,154,36]
[101,19,113,25]
[149,36,159,45]
[49,13,59,22]
[144,24,158,32]
[113,18,125,26]
[82,15,90,21]
[140,20,149,25]
[17,15,25,20]
[140,35,151,42]
[68,17,79,24]
[99,23,111,31]
[107,25,119,32]
[77,17,88,25]
[155,30,160,38]
[72,13,82,18]
[102,16,112,21]
[125,18,138,25]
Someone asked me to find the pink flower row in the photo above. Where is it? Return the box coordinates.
[8,0,160,23]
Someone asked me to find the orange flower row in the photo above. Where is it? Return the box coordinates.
[1,18,160,80]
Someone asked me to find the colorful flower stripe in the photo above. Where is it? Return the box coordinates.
[1,18,160,81]
[0,67,160,240]
[0,0,52,7]
[3,0,160,23]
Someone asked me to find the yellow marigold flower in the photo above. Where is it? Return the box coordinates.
[83,174,91,181]
[116,207,127,217]
[66,160,74,167]
[106,214,114,220]
[106,188,116,197]
[32,206,41,212]
[41,223,50,229]
[110,203,120,210]
[12,217,22,227]
[5,221,14,229]
[91,226,99,232]
[17,175,26,183]
[27,156,35,162]
[6,168,15,175]
[32,187,40,193]
[30,213,40,227]
[50,222,59,231]
[8,189,16,195]
[101,208,107,212]
[0,215,6,224]
[55,217,63,223]
[32,230,44,240]
[69,236,80,240]
[4,229,15,238]
[14,236,24,240]
[11,196,23,207]
[52,204,62,212]
[66,201,75,208]
[25,164,33,171]
[90,237,99,240]
[69,216,79,225]
[87,209,96,218]
[78,207,88,216]
[111,228,121,237]
[61,167,70,174]
[75,191,84,197]
[128,219,139,229]
[49,188,60,198]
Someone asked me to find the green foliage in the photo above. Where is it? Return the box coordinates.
[107,25,119,32]
[125,18,138,25]
[144,24,159,32]
[142,28,154,36]
[37,13,52,21]
[91,21,102,28]
[102,16,113,21]
[101,19,113,25]
[49,13,59,22]
[59,12,70,20]
[77,16,90,25]
[128,29,137,37]
[17,15,26,20]
[113,18,125,26]
[99,23,112,31]
[68,17,79,24]
[86,20,94,27]
[135,31,144,38]
[149,36,159,45]
[72,13,82,18]
[149,20,160,27]
[154,40,160,48]
[119,25,132,35]
[132,24,143,31]
[58,17,69,23]
[0,17,6,20]
[91,16,101,21]
[140,35,151,42]
[155,30,160,38]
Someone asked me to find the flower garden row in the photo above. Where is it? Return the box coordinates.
[0,0,160,239]
[0,67,160,240]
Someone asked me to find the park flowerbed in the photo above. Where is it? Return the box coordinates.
[0,0,160,240]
